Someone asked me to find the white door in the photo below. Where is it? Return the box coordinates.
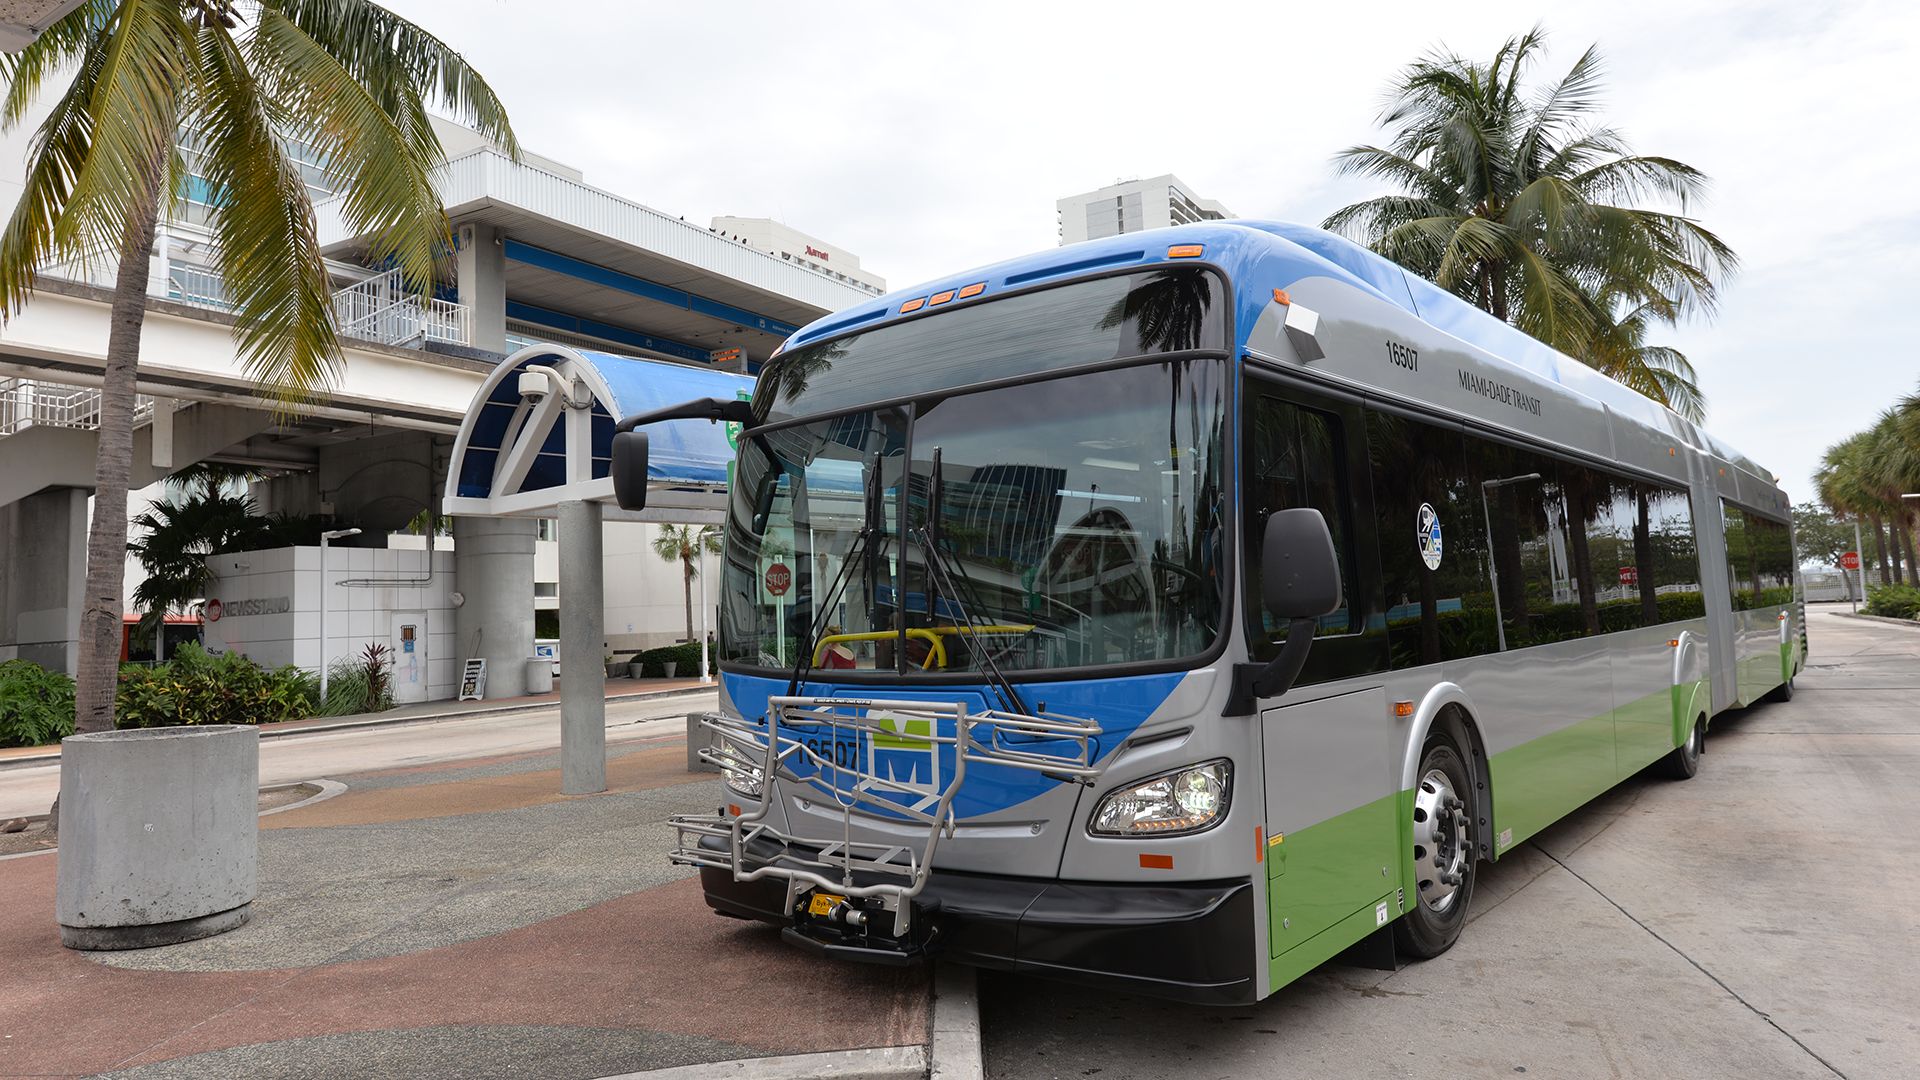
[392,612,428,704]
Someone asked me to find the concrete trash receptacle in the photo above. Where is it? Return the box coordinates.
[55,725,259,950]
[526,658,554,694]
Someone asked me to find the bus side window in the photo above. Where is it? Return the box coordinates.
[1365,409,1496,666]
[1245,392,1388,684]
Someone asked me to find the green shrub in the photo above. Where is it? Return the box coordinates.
[316,643,394,716]
[635,642,708,677]
[0,659,76,748]
[1865,583,1920,620]
[116,642,317,728]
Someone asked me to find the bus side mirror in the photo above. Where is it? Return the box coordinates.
[1261,508,1342,619]
[1225,508,1341,716]
[612,431,649,511]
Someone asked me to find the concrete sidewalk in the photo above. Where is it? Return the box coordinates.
[0,675,718,771]
[0,724,932,1079]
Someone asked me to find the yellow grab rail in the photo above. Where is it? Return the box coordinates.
[810,624,1036,670]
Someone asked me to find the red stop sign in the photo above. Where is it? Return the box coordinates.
[765,562,791,597]
[1840,551,1861,571]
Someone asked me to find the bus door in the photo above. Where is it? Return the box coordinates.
[1242,383,1395,957]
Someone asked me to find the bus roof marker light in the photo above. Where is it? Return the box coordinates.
[928,290,958,306]
[1284,303,1326,362]
[899,297,927,313]
[957,282,986,299]
[1272,289,1291,305]
[1167,244,1204,258]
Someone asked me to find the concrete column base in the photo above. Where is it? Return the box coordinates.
[60,902,253,950]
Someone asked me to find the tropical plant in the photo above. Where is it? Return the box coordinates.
[115,641,316,727]
[1815,411,1919,587]
[1321,25,1735,420]
[127,466,320,646]
[0,0,516,734]
[1864,584,1920,621]
[653,524,724,644]
[317,641,390,715]
[0,660,78,748]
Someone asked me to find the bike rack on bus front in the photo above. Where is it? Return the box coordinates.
[669,696,1103,957]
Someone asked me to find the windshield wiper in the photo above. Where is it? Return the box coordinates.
[910,448,1030,716]
[784,449,889,696]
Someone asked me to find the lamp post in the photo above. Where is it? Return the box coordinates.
[318,528,362,702]
[1479,473,1542,653]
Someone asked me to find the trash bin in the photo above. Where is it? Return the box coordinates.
[526,658,553,694]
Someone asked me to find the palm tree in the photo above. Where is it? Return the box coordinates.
[1322,25,1735,418]
[1816,422,1917,587]
[0,0,515,732]
[653,524,724,644]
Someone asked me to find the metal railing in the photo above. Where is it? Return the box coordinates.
[332,268,471,348]
[0,379,159,439]
[167,260,230,311]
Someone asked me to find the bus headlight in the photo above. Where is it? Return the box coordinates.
[723,757,764,798]
[1089,760,1231,836]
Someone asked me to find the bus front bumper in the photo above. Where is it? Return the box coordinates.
[696,861,1257,1006]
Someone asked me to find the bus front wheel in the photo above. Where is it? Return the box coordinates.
[1395,725,1476,959]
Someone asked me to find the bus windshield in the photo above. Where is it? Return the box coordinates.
[719,273,1228,678]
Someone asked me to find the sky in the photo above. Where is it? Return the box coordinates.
[382,0,1920,508]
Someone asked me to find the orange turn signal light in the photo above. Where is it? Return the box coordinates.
[1140,853,1174,869]
[1668,639,1681,648]
[1167,244,1204,258]
[1273,289,1292,305]
[728,804,742,816]
[899,297,927,313]
[929,289,957,306]
[957,282,986,299]
[1393,700,1415,717]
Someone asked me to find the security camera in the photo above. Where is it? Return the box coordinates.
[517,371,549,401]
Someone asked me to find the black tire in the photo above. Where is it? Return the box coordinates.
[1765,675,1794,703]
[1393,722,1477,960]
[1662,714,1704,780]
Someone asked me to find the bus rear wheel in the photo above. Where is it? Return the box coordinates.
[1662,715,1704,780]
[1395,727,1476,959]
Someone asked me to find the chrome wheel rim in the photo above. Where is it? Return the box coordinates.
[1412,766,1471,915]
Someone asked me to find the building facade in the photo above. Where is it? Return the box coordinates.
[1055,175,1234,245]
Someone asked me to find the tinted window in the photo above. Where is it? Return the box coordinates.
[1611,483,1703,626]
[1244,392,1388,683]
[1366,410,1498,666]
[1723,504,1793,609]
[757,268,1227,424]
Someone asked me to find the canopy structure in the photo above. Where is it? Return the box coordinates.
[443,345,753,523]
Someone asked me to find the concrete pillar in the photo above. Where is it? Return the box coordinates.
[456,221,507,355]
[0,487,89,674]
[559,499,606,795]
[452,516,535,699]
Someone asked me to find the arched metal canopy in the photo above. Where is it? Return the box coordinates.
[442,344,753,523]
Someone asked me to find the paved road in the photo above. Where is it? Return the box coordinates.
[981,607,1919,1080]
[0,690,719,819]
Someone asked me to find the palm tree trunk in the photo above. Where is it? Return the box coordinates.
[1902,515,1920,587]
[75,189,163,733]
[1881,515,1896,588]
[682,556,694,644]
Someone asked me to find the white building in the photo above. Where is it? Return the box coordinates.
[710,217,886,295]
[1055,175,1234,246]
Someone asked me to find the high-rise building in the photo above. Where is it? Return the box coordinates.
[1056,175,1234,245]
[710,217,887,295]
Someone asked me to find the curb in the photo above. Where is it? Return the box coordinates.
[258,779,348,817]
[0,684,717,772]
[595,1045,927,1080]
[1827,611,1920,630]
[930,962,983,1080]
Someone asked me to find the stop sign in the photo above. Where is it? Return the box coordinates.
[764,562,791,597]
[1840,551,1861,571]
[1618,567,1638,585]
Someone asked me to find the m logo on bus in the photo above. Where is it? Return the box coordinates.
[867,713,940,811]
[1417,503,1443,570]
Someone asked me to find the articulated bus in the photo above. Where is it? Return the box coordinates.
[610,220,1802,1005]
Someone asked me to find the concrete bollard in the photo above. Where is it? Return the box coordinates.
[55,725,259,950]
[687,713,721,773]
[525,658,554,695]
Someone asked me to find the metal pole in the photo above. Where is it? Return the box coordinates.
[1853,518,1865,612]
[558,500,606,795]
[317,528,361,703]
[699,540,712,684]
